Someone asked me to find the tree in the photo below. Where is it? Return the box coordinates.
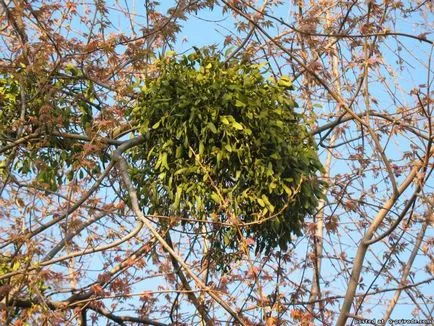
[0,0,433,325]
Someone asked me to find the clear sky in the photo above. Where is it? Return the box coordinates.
[4,1,431,324]
[85,1,434,322]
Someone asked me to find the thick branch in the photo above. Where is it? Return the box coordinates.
[7,299,166,326]
[165,232,213,325]
[114,152,246,325]
[336,159,424,326]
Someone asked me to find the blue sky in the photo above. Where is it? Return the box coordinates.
[3,0,432,324]
[70,0,434,322]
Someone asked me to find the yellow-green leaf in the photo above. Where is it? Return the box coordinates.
[278,76,292,88]
[220,116,230,125]
[161,152,169,170]
[211,192,221,204]
[207,122,217,133]
[282,184,293,196]
[257,198,265,207]
[232,121,243,130]
[235,99,246,107]
[173,186,183,209]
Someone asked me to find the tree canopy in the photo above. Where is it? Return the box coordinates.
[0,1,433,325]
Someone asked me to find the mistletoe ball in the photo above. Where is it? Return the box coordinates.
[128,49,325,255]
